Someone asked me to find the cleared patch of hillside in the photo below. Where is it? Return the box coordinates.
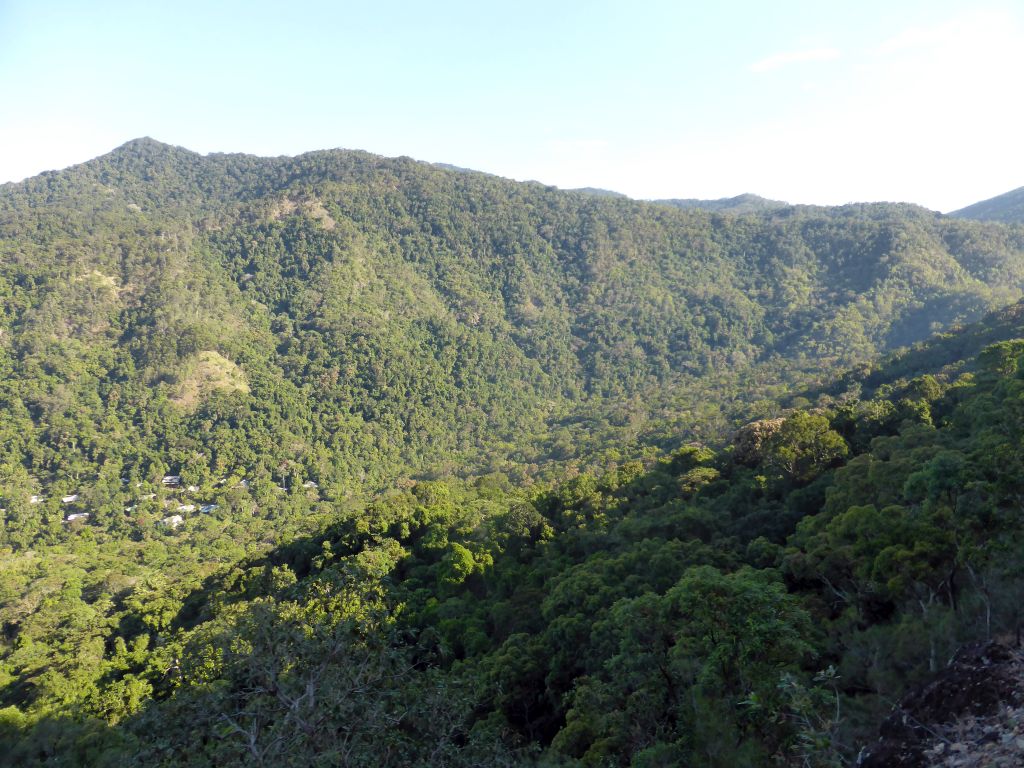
[170,350,249,409]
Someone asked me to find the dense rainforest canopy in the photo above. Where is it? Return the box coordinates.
[4,140,1024,765]
[4,138,1024,500]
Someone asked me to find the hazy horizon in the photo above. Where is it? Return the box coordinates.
[3,0,1023,211]
[6,135,1012,214]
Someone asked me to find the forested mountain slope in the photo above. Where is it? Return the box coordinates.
[4,137,1024,530]
[951,185,1024,223]
[8,140,1024,765]
[6,292,1024,765]
[655,192,788,214]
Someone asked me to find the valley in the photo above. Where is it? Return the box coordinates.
[4,140,1024,765]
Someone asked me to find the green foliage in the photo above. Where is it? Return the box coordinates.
[4,140,1024,550]
[762,412,848,484]
[8,141,1024,765]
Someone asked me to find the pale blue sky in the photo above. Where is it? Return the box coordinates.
[2,0,1022,210]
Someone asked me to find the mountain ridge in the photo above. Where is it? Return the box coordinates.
[3,138,1024,499]
[654,192,790,214]
[951,185,1024,223]
[14,137,974,213]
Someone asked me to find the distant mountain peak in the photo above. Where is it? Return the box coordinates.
[655,193,788,214]
[950,186,1024,223]
[109,136,186,155]
[570,187,630,199]
[117,136,168,148]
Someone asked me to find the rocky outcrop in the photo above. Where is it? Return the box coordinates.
[859,642,1024,767]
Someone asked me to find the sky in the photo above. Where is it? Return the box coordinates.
[1,0,1023,212]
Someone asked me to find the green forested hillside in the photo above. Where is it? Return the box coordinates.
[6,140,1024,765]
[655,192,788,214]
[4,139,1024,530]
[951,185,1024,223]
[5,297,1024,765]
